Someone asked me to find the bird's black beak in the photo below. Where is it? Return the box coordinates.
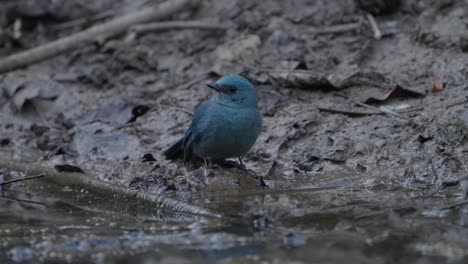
[207,83,221,92]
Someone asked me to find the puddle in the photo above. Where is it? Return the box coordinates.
[2,180,468,263]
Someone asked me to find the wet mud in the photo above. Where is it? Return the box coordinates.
[0,0,467,263]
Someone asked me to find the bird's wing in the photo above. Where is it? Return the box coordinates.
[180,101,212,160]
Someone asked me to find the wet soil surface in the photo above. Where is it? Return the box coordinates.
[1,0,468,263]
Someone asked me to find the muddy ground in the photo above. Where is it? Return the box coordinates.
[0,0,468,263]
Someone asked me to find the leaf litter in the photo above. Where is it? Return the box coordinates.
[1,0,468,263]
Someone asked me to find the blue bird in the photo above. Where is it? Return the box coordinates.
[164,75,262,166]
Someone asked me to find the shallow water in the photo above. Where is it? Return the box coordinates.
[1,0,468,262]
[1,177,468,264]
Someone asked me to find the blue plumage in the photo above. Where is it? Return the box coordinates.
[164,75,262,162]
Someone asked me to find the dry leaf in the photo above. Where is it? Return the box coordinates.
[431,76,443,93]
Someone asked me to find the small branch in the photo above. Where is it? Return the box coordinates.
[334,93,418,125]
[261,19,363,37]
[318,106,383,117]
[445,96,468,109]
[354,209,387,219]
[131,20,229,35]
[0,196,46,206]
[174,72,211,90]
[49,1,148,32]
[0,174,45,186]
[438,200,468,211]
[0,0,195,73]
[366,13,382,39]
[310,21,363,34]
[49,10,115,31]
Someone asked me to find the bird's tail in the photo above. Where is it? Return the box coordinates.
[163,138,183,160]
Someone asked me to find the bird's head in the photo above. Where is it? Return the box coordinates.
[207,75,258,107]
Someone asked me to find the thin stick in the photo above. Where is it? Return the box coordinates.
[445,96,468,109]
[0,0,195,73]
[49,10,115,31]
[175,72,211,90]
[354,209,387,219]
[438,200,468,211]
[366,13,382,39]
[334,93,416,123]
[0,196,46,206]
[131,20,229,34]
[0,174,45,186]
[50,0,150,32]
[318,106,383,117]
[309,21,362,34]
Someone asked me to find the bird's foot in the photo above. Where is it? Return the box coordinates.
[259,176,269,189]
[236,157,269,188]
[202,166,209,178]
[213,158,247,172]
[215,159,238,169]
[202,158,211,177]
[237,157,248,172]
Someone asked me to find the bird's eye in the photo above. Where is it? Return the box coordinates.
[229,87,237,93]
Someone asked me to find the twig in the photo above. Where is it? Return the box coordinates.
[354,209,387,219]
[318,106,383,117]
[309,21,363,34]
[0,174,45,186]
[397,107,424,113]
[131,20,229,34]
[159,103,194,116]
[49,10,115,31]
[156,73,211,117]
[438,200,468,211]
[0,0,195,73]
[260,19,363,37]
[50,0,150,32]
[445,96,468,109]
[366,13,382,39]
[0,195,46,206]
[334,93,417,124]
[175,72,211,90]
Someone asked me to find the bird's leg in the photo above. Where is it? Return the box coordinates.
[259,176,268,189]
[202,157,209,177]
[238,157,268,188]
[237,157,247,171]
